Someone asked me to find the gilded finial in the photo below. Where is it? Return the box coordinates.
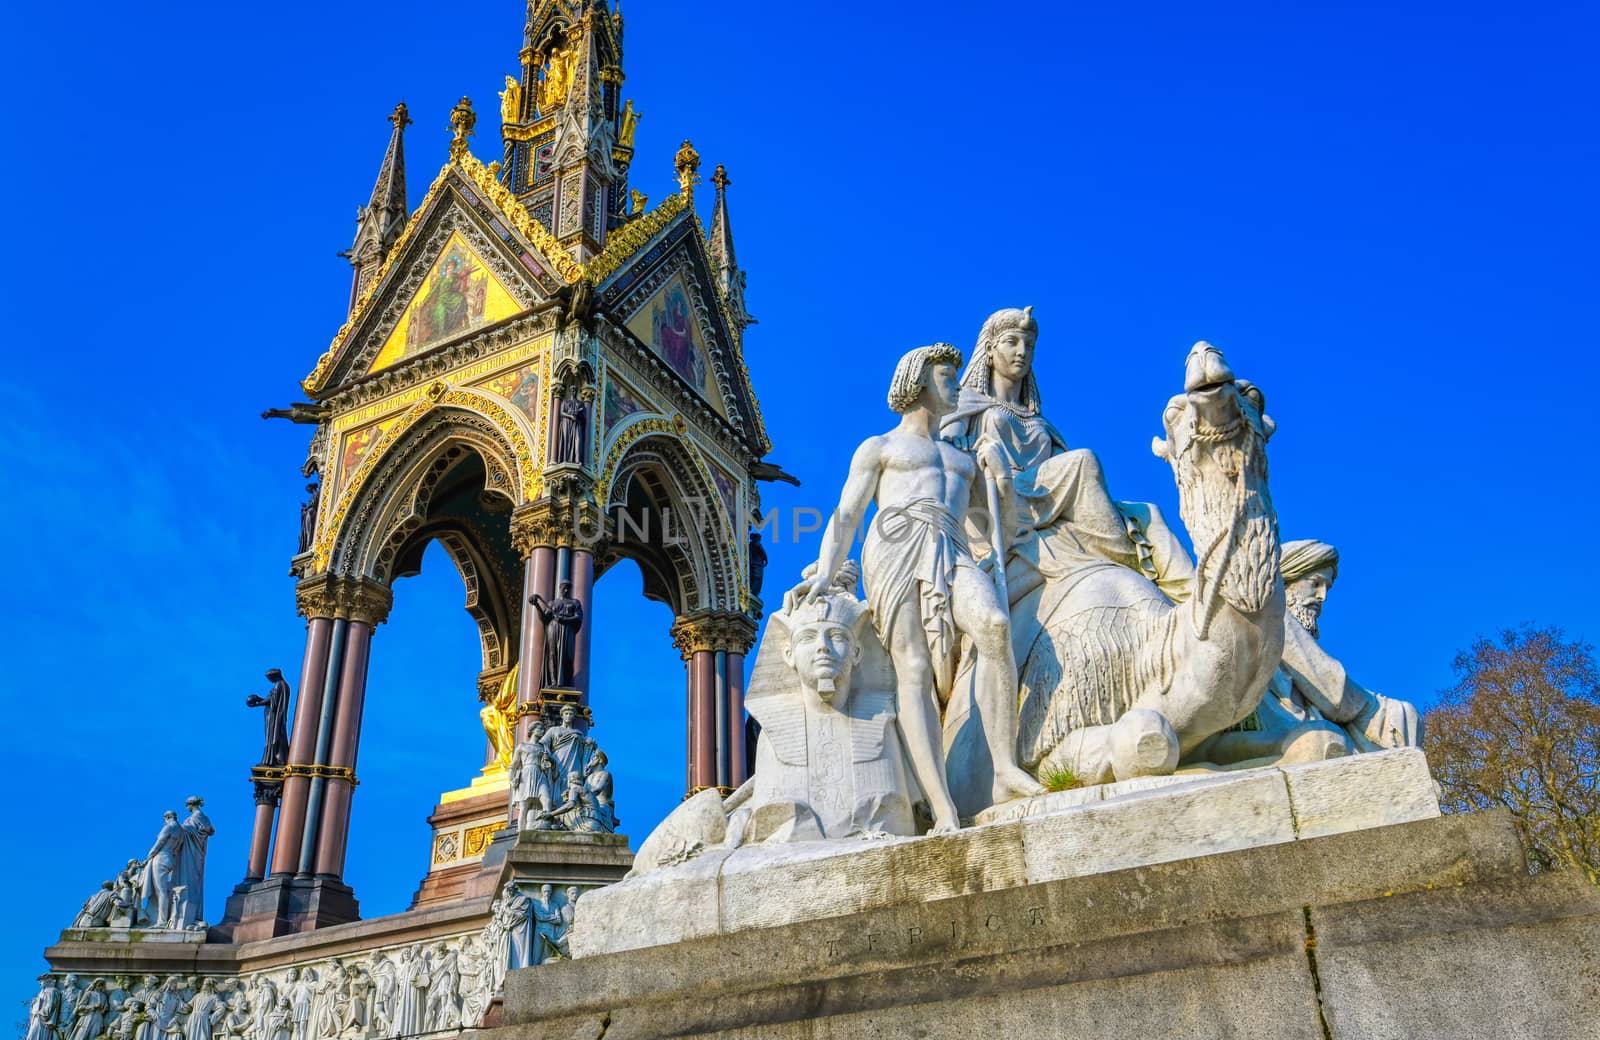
[675,139,701,198]
[712,164,730,191]
[449,97,477,161]
[389,101,413,132]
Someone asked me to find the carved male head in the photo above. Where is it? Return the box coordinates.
[887,343,963,418]
[1281,539,1339,638]
[559,704,577,728]
[266,668,283,681]
[565,885,580,902]
[540,883,552,901]
[778,596,869,704]
[558,580,573,597]
[163,811,178,825]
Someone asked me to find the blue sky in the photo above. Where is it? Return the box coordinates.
[2,0,1596,989]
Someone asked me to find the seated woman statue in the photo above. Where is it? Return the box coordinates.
[940,306,1194,607]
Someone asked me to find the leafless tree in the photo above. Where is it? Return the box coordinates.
[1427,626,1600,883]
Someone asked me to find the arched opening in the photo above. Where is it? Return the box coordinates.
[585,558,685,841]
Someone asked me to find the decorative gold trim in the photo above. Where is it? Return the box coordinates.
[584,193,687,286]
[303,150,583,397]
[282,763,360,786]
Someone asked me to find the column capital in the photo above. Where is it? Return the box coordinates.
[296,574,393,626]
[510,472,602,554]
[251,767,285,807]
[670,610,758,659]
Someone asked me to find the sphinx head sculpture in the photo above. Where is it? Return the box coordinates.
[776,594,869,703]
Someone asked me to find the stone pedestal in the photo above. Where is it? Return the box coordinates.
[473,828,634,901]
[212,875,360,943]
[412,788,511,909]
[486,809,1600,1040]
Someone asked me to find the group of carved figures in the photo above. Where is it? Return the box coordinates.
[507,705,617,835]
[29,886,582,1040]
[639,307,1424,863]
[71,800,214,932]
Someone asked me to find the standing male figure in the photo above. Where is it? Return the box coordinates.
[247,669,292,768]
[529,583,583,689]
[799,343,1042,831]
[141,811,184,927]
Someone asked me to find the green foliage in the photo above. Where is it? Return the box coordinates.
[1038,763,1083,793]
[1426,625,1600,885]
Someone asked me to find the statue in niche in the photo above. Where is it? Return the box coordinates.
[176,797,213,929]
[247,669,292,769]
[498,75,521,123]
[543,43,577,106]
[618,99,640,147]
[141,811,184,928]
[748,532,768,596]
[794,343,1043,831]
[27,975,60,1040]
[554,386,589,464]
[71,881,117,928]
[529,583,582,689]
[1198,539,1424,765]
[298,483,319,555]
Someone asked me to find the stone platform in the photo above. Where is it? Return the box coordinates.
[573,749,1440,956]
[484,809,1600,1040]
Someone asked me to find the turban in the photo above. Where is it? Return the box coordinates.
[1281,539,1339,584]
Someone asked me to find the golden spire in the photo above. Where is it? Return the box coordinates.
[449,96,477,161]
[675,139,701,200]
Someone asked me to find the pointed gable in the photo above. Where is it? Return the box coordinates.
[368,231,523,375]
[304,155,580,397]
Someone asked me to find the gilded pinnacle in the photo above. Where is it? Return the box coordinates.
[675,139,701,197]
[449,96,477,161]
[388,101,413,131]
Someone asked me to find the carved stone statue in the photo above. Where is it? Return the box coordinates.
[1201,540,1425,764]
[72,881,116,928]
[265,999,291,1040]
[247,670,292,768]
[796,343,1042,831]
[531,884,562,966]
[27,975,60,1040]
[529,583,582,689]
[298,483,319,555]
[501,882,532,970]
[748,532,768,596]
[509,721,561,830]
[537,704,588,789]
[142,811,184,928]
[957,341,1286,802]
[541,887,580,961]
[284,969,314,1040]
[744,585,920,840]
[176,797,214,928]
[554,388,588,464]
[182,979,223,1040]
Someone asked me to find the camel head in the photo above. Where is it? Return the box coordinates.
[1152,342,1280,618]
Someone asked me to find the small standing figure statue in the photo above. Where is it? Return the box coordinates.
[247,669,292,768]
[748,531,768,597]
[529,582,582,689]
[298,483,320,555]
[554,387,588,464]
[142,810,184,928]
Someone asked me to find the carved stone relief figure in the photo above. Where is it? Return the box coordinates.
[28,975,60,1040]
[72,882,116,928]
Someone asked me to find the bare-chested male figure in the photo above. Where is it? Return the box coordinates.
[798,343,1043,831]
